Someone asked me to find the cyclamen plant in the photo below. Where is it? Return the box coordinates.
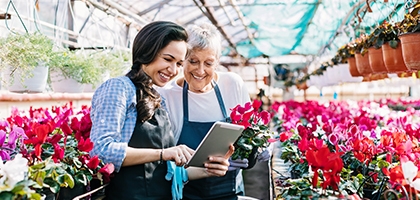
[230,99,274,160]
[0,103,114,196]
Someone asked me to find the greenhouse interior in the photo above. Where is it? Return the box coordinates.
[1,0,420,199]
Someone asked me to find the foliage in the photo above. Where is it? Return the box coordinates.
[49,50,101,85]
[0,32,54,84]
[331,43,356,64]
[369,21,401,49]
[0,154,43,200]
[270,99,420,199]
[91,50,131,80]
[400,13,420,34]
[0,103,114,196]
[230,100,275,160]
[354,34,371,55]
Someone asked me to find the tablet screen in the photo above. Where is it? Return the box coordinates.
[186,121,244,167]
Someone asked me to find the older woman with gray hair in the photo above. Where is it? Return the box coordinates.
[158,22,270,200]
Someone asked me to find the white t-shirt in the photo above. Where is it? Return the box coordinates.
[157,71,250,142]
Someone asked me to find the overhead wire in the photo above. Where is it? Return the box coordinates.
[5,0,28,33]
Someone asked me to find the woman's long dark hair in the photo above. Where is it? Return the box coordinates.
[126,21,188,122]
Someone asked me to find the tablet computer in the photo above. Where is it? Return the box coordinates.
[186,121,244,167]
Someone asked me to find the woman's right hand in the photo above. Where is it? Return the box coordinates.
[163,145,195,166]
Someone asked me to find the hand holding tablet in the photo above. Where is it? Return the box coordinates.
[185,121,244,167]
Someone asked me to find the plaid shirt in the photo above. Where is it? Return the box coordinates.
[90,76,137,172]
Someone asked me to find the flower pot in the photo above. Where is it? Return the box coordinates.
[382,42,408,73]
[355,52,372,75]
[50,70,85,93]
[400,32,420,70]
[348,57,361,77]
[368,47,387,74]
[3,65,49,93]
[57,185,85,200]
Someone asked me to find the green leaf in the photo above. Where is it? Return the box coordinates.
[0,192,14,200]
[30,162,46,170]
[33,171,47,186]
[29,193,42,200]
[75,173,88,186]
[44,178,60,193]
[57,174,75,188]
[73,157,83,168]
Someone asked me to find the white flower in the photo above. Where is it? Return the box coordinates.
[0,154,28,190]
[401,160,420,191]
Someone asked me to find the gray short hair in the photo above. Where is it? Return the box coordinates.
[186,23,222,59]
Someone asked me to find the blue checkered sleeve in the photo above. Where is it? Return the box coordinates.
[90,76,137,172]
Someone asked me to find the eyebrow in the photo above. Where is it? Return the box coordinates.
[162,53,184,62]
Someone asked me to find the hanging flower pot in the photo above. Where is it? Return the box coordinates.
[3,64,49,93]
[382,43,408,73]
[400,32,420,70]
[348,57,361,77]
[355,52,372,75]
[382,42,408,73]
[368,47,387,74]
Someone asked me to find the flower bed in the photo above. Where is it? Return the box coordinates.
[0,102,114,199]
[271,99,420,199]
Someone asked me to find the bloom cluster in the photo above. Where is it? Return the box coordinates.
[271,99,420,199]
[0,103,114,199]
[230,99,274,160]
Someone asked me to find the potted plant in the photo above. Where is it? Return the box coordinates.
[337,43,360,77]
[3,104,115,199]
[49,49,101,93]
[84,50,131,92]
[354,35,373,76]
[399,12,420,70]
[366,23,389,74]
[0,32,54,93]
[0,154,43,200]
[377,21,409,73]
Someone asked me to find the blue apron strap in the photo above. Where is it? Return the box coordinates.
[183,79,230,122]
[212,80,229,120]
[182,80,189,121]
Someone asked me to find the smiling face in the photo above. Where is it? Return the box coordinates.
[183,48,218,93]
[142,40,187,87]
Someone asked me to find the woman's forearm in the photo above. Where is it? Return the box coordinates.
[122,147,161,166]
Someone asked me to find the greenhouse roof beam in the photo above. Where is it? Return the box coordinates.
[82,0,144,30]
[316,0,372,57]
[194,0,237,52]
[228,0,254,45]
[137,0,173,16]
[101,0,149,24]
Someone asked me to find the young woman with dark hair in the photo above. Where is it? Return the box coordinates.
[90,21,233,200]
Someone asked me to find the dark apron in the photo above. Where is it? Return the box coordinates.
[106,87,175,200]
[178,80,243,200]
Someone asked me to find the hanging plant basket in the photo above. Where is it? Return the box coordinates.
[400,32,420,70]
[348,57,361,77]
[355,52,373,75]
[382,42,409,73]
[3,64,49,93]
[368,47,387,74]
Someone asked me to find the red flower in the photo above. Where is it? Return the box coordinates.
[279,131,293,142]
[78,137,94,152]
[87,155,100,170]
[99,163,115,183]
[259,110,271,125]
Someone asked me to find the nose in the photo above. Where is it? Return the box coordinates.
[167,62,178,75]
[196,62,205,74]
